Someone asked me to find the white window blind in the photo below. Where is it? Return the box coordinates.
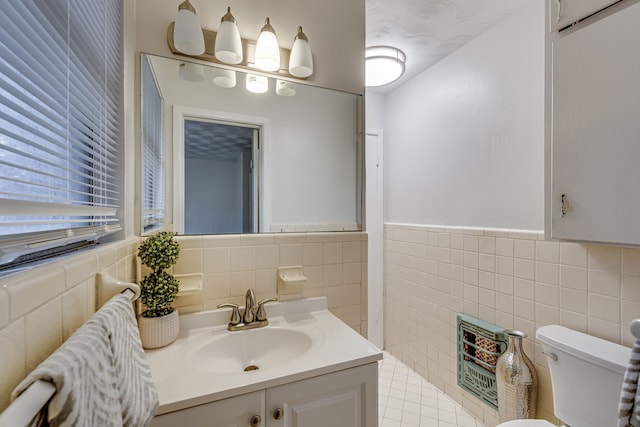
[141,55,165,231]
[0,0,123,265]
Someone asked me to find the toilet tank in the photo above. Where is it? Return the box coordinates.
[536,325,631,427]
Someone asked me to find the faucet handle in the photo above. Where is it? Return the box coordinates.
[256,298,278,321]
[217,303,242,325]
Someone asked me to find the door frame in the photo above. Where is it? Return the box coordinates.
[366,128,384,349]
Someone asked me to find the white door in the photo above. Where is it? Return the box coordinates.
[365,130,384,349]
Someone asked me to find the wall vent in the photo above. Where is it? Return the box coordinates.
[456,313,507,410]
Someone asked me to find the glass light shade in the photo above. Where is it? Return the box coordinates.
[212,68,237,88]
[254,18,280,72]
[214,8,243,65]
[179,62,205,82]
[246,74,269,94]
[365,46,406,87]
[275,79,296,96]
[289,27,313,78]
[173,1,205,56]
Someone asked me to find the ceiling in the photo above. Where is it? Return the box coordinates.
[366,0,529,93]
[184,120,253,161]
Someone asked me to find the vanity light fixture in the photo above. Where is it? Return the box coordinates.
[212,67,237,88]
[275,79,296,96]
[214,7,243,65]
[167,13,313,80]
[173,0,205,56]
[254,18,281,72]
[289,27,313,78]
[178,62,205,82]
[365,45,406,87]
[246,74,269,93]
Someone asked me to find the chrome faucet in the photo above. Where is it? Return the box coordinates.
[244,288,257,323]
[217,289,277,331]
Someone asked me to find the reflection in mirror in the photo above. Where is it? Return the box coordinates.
[141,53,362,235]
[183,119,258,234]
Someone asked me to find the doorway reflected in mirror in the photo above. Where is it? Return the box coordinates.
[183,120,259,234]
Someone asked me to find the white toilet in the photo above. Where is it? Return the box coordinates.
[497,324,632,427]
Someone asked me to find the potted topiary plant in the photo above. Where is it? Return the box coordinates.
[137,231,181,349]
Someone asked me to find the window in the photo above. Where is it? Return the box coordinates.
[141,54,165,232]
[0,0,123,266]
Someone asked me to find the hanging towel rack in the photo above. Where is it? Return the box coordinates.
[0,286,139,427]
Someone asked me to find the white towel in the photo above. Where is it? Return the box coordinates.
[11,293,158,427]
[619,340,640,427]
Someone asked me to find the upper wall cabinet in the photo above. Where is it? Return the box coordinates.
[549,0,640,245]
[549,0,620,30]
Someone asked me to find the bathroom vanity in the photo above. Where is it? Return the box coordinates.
[146,297,382,427]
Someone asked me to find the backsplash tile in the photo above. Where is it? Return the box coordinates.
[0,319,25,412]
[5,264,66,321]
[384,223,640,426]
[25,297,63,373]
[62,282,89,340]
[0,236,140,412]
[0,288,8,329]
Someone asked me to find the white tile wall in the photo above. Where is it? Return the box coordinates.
[0,236,140,412]
[384,223,640,427]
[172,232,368,335]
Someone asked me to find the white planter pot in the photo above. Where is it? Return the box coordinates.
[138,309,180,349]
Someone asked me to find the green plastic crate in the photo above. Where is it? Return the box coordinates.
[456,313,507,410]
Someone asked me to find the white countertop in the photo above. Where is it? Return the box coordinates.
[145,297,383,415]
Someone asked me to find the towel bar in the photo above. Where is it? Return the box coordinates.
[0,288,138,427]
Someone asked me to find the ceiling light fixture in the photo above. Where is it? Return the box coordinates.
[214,7,243,65]
[254,18,281,72]
[289,27,313,78]
[173,0,205,56]
[365,46,406,87]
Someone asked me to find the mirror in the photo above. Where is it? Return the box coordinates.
[141,53,362,235]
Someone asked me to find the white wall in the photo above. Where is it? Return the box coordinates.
[364,90,385,131]
[185,157,243,234]
[383,0,545,231]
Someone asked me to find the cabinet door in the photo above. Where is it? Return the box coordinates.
[551,1,640,245]
[266,363,378,427]
[549,0,619,31]
[151,390,265,427]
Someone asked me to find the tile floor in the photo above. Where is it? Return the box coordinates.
[379,352,486,427]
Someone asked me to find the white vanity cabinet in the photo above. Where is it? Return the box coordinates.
[151,363,378,427]
[266,363,378,427]
[150,390,265,427]
[549,0,640,245]
[549,0,619,30]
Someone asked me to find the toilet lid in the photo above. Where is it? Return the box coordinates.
[496,420,555,427]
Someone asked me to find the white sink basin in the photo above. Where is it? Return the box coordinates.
[145,297,382,415]
[188,327,314,374]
